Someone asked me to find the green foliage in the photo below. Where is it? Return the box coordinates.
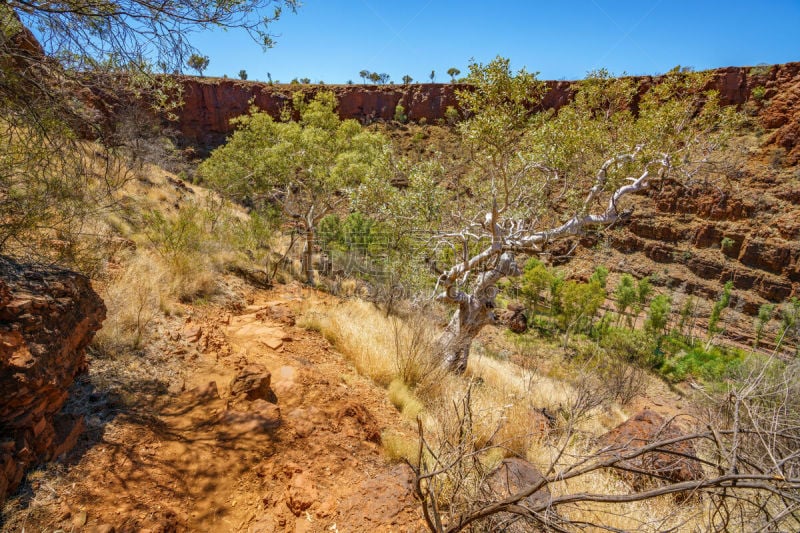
[645,294,672,337]
[199,92,391,217]
[751,85,767,102]
[199,91,391,283]
[776,297,800,353]
[708,281,734,337]
[447,67,461,82]
[589,266,609,289]
[721,236,735,251]
[238,69,248,80]
[636,277,652,306]
[614,274,637,325]
[187,54,209,76]
[144,206,203,258]
[318,214,343,248]
[660,342,745,383]
[754,303,774,348]
[559,279,605,335]
[520,258,553,309]
[444,106,459,126]
[677,296,697,338]
[402,75,413,85]
[548,272,565,317]
[394,103,408,123]
[599,327,660,369]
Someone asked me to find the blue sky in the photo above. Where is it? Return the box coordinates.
[193,0,800,83]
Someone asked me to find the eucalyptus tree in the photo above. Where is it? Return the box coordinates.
[187,53,209,76]
[375,57,741,373]
[199,92,392,284]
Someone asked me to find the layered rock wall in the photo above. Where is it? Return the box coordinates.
[0,257,105,505]
[169,63,800,152]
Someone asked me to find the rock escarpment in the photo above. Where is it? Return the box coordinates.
[0,256,105,505]
[169,63,800,149]
[173,81,461,147]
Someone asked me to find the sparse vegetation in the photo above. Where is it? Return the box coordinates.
[2,3,798,528]
[187,53,209,76]
[394,103,408,123]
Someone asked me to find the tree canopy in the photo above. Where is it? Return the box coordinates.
[4,0,297,71]
[363,56,742,372]
[199,92,392,283]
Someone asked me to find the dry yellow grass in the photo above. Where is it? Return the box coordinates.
[388,378,425,419]
[297,297,397,386]
[381,430,420,463]
[295,293,709,530]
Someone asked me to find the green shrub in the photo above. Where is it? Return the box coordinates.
[444,105,459,125]
[708,281,734,337]
[721,236,735,251]
[144,205,202,258]
[394,103,408,123]
[600,327,660,369]
[660,344,745,383]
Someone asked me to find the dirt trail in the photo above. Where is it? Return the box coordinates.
[3,283,423,532]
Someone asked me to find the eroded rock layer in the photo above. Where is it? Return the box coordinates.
[0,256,105,505]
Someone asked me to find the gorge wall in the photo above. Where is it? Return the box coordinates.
[169,63,800,342]
[170,63,800,162]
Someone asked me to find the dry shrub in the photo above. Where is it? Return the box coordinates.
[391,310,447,394]
[598,355,648,406]
[388,378,425,419]
[298,297,395,386]
[381,430,420,463]
[164,253,216,303]
[546,467,703,532]
[94,251,166,355]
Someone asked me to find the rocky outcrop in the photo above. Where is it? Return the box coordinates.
[596,409,703,490]
[482,457,552,531]
[497,301,528,334]
[0,256,105,505]
[172,80,462,146]
[168,62,800,149]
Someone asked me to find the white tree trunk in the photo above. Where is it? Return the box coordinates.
[436,252,520,374]
[438,295,495,373]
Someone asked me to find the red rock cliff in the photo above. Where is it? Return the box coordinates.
[0,256,106,505]
[169,63,800,153]
[173,81,461,146]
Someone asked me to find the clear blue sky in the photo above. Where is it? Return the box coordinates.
[193,0,800,83]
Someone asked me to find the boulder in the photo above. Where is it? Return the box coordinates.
[229,364,277,403]
[485,458,550,509]
[497,302,528,334]
[0,255,105,505]
[482,458,552,531]
[596,409,703,490]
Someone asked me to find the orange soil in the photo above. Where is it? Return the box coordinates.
[3,283,424,532]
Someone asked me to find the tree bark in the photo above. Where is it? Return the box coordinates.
[438,294,495,374]
[301,225,315,285]
[436,252,520,374]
